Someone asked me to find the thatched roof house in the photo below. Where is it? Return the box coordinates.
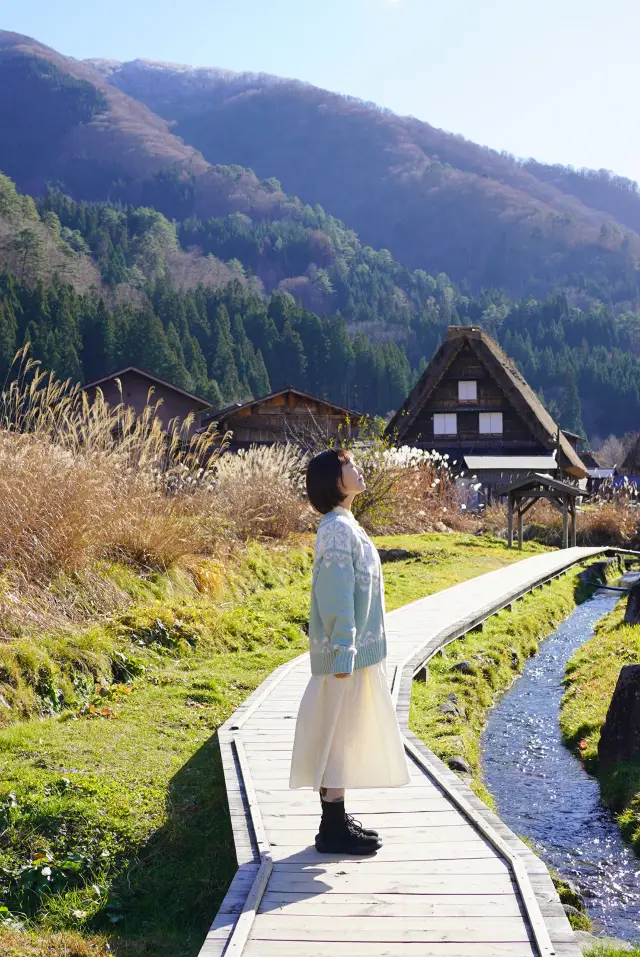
[386,326,587,487]
[622,435,640,474]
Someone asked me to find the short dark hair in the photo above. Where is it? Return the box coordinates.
[306,448,351,515]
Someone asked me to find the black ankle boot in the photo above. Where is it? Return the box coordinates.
[345,811,380,842]
[315,799,381,855]
[319,795,380,841]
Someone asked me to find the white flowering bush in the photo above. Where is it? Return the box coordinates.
[383,446,450,470]
[342,427,465,533]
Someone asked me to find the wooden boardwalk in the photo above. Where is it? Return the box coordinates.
[200,546,607,957]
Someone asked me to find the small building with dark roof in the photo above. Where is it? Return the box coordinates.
[386,326,588,491]
[201,386,364,449]
[83,366,212,438]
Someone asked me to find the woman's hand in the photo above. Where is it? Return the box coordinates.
[334,673,350,679]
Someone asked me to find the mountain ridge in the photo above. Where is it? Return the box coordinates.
[86,55,640,301]
[0,32,301,224]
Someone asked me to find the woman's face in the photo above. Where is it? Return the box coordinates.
[339,455,366,496]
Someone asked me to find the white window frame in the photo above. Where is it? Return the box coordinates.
[479,412,503,435]
[458,380,477,402]
[434,413,457,436]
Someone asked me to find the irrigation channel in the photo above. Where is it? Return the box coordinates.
[482,578,640,943]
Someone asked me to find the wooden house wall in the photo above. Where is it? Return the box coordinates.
[404,346,549,453]
[222,393,355,445]
[84,371,204,437]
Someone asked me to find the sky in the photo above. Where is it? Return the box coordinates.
[3,0,640,182]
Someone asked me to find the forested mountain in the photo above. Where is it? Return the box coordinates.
[2,170,640,443]
[523,161,640,237]
[3,33,640,308]
[92,58,640,306]
[2,34,640,445]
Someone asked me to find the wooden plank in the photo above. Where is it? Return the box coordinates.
[261,811,465,828]
[253,795,455,812]
[269,841,495,863]
[222,740,273,957]
[266,873,517,896]
[273,858,511,876]
[250,914,533,942]
[258,892,525,917]
[266,825,481,845]
[244,943,538,957]
[242,777,441,789]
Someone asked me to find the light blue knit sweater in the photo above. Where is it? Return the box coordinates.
[309,506,387,676]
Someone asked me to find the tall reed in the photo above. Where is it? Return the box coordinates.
[0,347,227,582]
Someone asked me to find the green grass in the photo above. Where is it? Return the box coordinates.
[0,533,544,957]
[560,603,640,854]
[583,947,640,957]
[409,566,594,807]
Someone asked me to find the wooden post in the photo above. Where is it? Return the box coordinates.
[517,506,523,551]
[562,495,569,549]
[571,499,577,548]
[507,493,514,549]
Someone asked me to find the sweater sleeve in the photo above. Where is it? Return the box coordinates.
[314,524,358,675]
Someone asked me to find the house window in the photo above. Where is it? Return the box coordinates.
[434,413,457,435]
[458,380,477,402]
[479,412,503,435]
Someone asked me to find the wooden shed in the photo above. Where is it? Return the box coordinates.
[83,366,212,438]
[386,326,587,489]
[201,387,364,450]
[495,473,586,550]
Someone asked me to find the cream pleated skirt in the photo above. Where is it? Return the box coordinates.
[289,660,411,790]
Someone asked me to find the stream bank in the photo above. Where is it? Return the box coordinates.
[482,590,640,943]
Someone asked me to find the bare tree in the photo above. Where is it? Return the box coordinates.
[596,431,639,467]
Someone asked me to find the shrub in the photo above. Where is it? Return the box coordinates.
[344,427,462,534]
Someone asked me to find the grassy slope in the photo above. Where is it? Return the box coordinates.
[0,533,542,957]
[560,603,640,855]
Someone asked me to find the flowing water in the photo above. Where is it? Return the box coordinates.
[482,588,640,942]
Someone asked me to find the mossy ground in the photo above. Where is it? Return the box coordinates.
[560,603,640,855]
[0,533,541,957]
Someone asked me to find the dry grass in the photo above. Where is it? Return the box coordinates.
[362,461,473,534]
[0,927,112,957]
[0,350,228,586]
[0,350,321,645]
[213,444,313,539]
[482,498,640,547]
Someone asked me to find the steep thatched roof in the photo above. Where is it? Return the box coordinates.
[386,326,587,478]
[622,435,640,473]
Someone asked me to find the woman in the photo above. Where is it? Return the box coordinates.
[289,448,410,855]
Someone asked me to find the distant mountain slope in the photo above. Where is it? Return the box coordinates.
[0,33,298,223]
[523,160,640,236]
[95,58,640,301]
